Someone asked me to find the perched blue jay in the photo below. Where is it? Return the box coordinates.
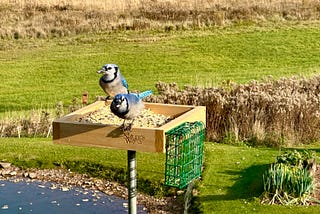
[97,64,129,98]
[110,90,153,130]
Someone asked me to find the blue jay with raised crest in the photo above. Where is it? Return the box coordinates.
[110,90,153,130]
[97,64,129,98]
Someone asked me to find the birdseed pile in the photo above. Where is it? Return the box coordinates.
[78,104,171,128]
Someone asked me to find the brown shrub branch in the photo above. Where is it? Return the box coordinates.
[145,75,320,146]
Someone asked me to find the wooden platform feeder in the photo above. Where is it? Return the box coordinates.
[53,100,205,213]
[53,101,205,153]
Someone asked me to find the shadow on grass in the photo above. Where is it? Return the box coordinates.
[199,164,269,202]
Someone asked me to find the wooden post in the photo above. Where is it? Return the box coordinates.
[128,150,137,214]
[82,91,89,105]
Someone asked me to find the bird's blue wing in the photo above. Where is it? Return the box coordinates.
[125,93,140,103]
[138,90,153,99]
[120,75,129,89]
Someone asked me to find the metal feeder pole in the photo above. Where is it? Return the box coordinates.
[128,150,137,214]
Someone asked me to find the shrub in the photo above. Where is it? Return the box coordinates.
[145,75,320,146]
[276,150,315,168]
[0,98,83,138]
[261,150,316,205]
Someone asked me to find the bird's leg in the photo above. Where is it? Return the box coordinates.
[121,119,133,144]
[104,96,111,106]
[122,119,134,132]
[120,119,126,131]
[127,119,135,131]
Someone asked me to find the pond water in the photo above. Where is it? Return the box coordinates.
[0,180,146,214]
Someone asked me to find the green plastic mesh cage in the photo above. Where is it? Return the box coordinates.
[164,121,205,189]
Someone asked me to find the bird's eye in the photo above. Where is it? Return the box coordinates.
[107,67,112,70]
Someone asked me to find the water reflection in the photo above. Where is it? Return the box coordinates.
[0,180,146,214]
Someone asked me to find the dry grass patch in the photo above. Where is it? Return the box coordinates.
[1,0,320,38]
[6,74,320,145]
[145,75,320,147]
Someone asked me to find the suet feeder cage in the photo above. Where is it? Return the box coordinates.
[164,121,205,189]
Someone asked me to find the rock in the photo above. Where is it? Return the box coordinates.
[1,169,11,176]
[9,171,17,176]
[28,172,37,179]
[61,186,69,191]
[0,162,11,169]
[1,205,9,210]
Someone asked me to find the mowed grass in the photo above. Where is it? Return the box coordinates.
[1,138,320,213]
[1,24,320,113]
[197,143,320,213]
[0,137,166,195]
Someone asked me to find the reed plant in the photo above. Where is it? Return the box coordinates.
[146,75,320,146]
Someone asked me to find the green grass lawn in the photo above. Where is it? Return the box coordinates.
[1,138,319,213]
[1,23,320,113]
[197,143,320,213]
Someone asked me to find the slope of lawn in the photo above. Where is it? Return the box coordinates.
[197,143,320,213]
[1,138,320,213]
[1,23,320,113]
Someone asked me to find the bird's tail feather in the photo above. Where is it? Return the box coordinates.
[138,90,153,99]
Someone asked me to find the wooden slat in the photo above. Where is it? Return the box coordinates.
[53,101,206,153]
[53,122,164,152]
[70,101,105,115]
[160,106,206,132]
[145,102,193,118]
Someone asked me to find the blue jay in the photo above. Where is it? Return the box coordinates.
[110,90,153,130]
[97,64,129,98]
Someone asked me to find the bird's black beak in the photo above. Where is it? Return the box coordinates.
[97,69,104,74]
[114,97,123,108]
